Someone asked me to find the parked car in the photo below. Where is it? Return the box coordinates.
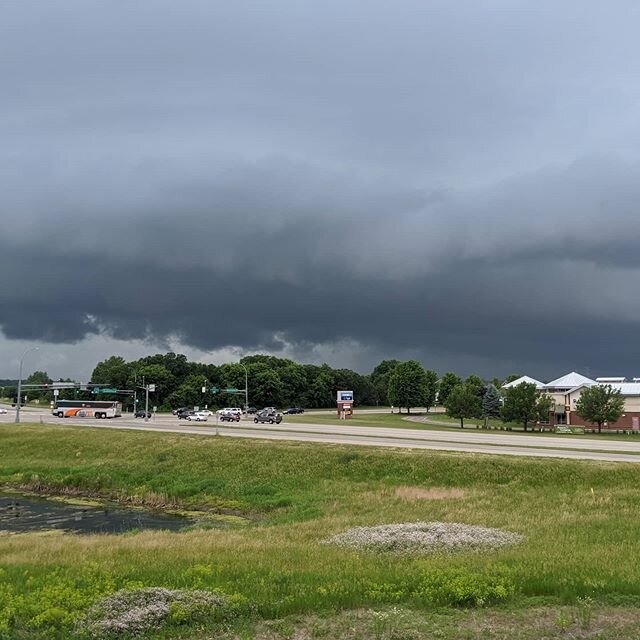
[283,407,304,414]
[186,412,209,422]
[177,409,195,419]
[254,410,282,424]
[134,410,152,418]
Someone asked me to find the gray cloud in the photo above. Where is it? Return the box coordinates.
[2,1,640,379]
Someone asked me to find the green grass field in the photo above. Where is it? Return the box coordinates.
[286,411,640,441]
[1,423,640,638]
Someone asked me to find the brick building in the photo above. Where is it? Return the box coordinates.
[503,372,640,431]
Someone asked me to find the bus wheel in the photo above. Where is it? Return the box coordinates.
[95,413,101,419]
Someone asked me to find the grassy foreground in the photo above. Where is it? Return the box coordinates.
[1,424,640,638]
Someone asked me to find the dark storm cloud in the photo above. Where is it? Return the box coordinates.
[3,1,640,378]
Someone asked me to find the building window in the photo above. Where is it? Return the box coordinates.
[555,413,567,425]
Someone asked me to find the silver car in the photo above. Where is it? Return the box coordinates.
[186,412,209,422]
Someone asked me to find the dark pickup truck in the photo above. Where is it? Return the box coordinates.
[254,410,282,424]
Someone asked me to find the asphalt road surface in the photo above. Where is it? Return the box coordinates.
[2,406,639,463]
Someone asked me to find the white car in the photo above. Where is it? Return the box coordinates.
[0,408,7,414]
[218,407,242,416]
[186,412,209,422]
[197,409,213,416]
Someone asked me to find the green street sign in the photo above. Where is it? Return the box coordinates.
[210,386,219,393]
[93,387,117,394]
[225,388,239,393]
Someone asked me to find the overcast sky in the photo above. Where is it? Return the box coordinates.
[3,1,640,381]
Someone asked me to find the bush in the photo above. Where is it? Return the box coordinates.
[411,568,516,607]
[78,587,229,637]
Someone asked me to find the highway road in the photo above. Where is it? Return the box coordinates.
[2,405,640,463]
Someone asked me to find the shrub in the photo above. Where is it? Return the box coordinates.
[323,522,523,555]
[412,568,516,607]
[78,587,228,637]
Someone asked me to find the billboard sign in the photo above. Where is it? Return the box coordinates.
[337,390,353,402]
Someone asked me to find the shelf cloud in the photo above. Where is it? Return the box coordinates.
[3,1,640,378]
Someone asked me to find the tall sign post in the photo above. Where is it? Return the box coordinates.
[337,390,354,420]
[145,384,155,422]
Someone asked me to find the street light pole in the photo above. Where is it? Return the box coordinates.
[15,347,39,424]
[240,363,249,414]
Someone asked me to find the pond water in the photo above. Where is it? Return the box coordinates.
[0,494,200,534]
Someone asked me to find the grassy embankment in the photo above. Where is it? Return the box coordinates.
[286,411,640,441]
[1,423,640,638]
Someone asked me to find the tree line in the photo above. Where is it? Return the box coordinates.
[4,354,625,430]
[6,354,504,413]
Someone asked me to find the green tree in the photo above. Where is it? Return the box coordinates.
[445,384,482,428]
[536,393,555,425]
[387,360,428,414]
[252,369,285,408]
[166,374,211,410]
[369,360,400,406]
[304,369,335,408]
[24,371,52,401]
[481,383,502,427]
[133,364,175,408]
[438,372,462,406]
[501,382,541,432]
[279,364,307,407]
[91,356,131,389]
[575,384,625,433]
[465,374,486,399]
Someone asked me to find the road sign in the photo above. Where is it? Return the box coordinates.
[210,386,219,393]
[92,387,117,394]
[53,389,59,397]
[225,388,239,393]
[148,384,156,392]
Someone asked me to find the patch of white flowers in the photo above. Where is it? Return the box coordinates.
[323,522,523,555]
[80,587,226,636]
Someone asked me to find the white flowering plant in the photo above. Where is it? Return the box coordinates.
[323,521,523,555]
[78,587,228,637]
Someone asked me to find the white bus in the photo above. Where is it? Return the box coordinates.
[52,400,122,419]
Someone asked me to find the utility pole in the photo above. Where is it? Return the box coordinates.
[142,382,155,422]
[240,363,249,414]
[15,347,39,424]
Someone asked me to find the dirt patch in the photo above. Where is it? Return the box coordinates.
[213,606,640,639]
[394,486,467,501]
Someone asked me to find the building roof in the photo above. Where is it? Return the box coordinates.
[543,372,596,389]
[567,381,640,397]
[502,375,544,389]
[596,377,626,383]
[610,382,640,396]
